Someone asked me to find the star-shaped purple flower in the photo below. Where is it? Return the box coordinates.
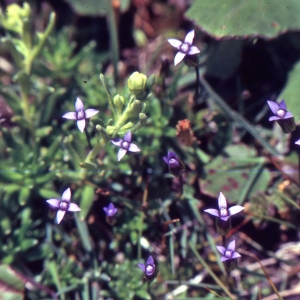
[168,30,200,66]
[111,130,140,161]
[138,255,156,277]
[62,97,99,133]
[204,192,244,222]
[216,240,241,262]
[103,203,117,217]
[163,150,185,177]
[267,99,293,121]
[46,188,81,224]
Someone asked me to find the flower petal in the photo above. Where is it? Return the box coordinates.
[174,51,186,66]
[128,143,140,153]
[232,252,241,259]
[227,240,236,252]
[283,112,293,119]
[117,148,127,161]
[220,256,230,262]
[62,112,77,120]
[62,188,71,202]
[163,156,169,165]
[168,38,182,50]
[184,30,195,45]
[56,209,66,224]
[295,139,300,145]
[68,203,81,212]
[46,199,60,208]
[204,208,219,217]
[168,151,177,160]
[85,109,99,119]
[267,101,279,115]
[75,97,84,112]
[111,138,123,147]
[77,119,86,133]
[269,116,281,121]
[216,246,226,255]
[278,99,287,111]
[124,131,132,143]
[138,263,145,272]
[228,205,244,216]
[188,46,200,55]
[218,192,227,209]
[147,255,154,265]
[220,216,229,221]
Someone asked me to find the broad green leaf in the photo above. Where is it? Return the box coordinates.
[200,144,271,202]
[0,264,25,300]
[79,185,95,220]
[185,0,300,39]
[278,60,300,123]
[64,0,131,16]
[66,0,111,16]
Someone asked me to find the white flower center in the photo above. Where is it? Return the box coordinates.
[59,201,69,211]
[77,110,85,120]
[220,208,228,217]
[146,265,154,275]
[181,43,190,53]
[122,141,129,150]
[225,250,233,258]
[277,109,286,118]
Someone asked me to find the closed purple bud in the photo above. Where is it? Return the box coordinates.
[163,151,185,178]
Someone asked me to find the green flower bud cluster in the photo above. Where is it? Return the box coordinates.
[128,72,155,100]
[101,72,155,137]
[0,2,31,35]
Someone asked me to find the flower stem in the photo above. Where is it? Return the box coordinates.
[194,66,200,100]
[84,127,92,149]
[222,235,226,247]
[179,174,183,195]
[138,178,149,260]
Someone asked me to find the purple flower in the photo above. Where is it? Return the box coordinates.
[62,97,99,133]
[46,188,81,224]
[111,130,140,161]
[168,30,200,66]
[204,192,244,221]
[138,255,156,277]
[216,240,241,262]
[267,99,293,121]
[103,203,117,217]
[163,150,185,177]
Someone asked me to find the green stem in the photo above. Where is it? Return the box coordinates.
[24,12,56,74]
[107,2,119,85]
[111,96,135,138]
[84,127,92,149]
[194,66,199,100]
[100,74,117,119]
[137,210,144,261]
[138,181,149,260]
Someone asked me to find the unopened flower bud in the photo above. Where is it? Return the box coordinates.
[139,113,147,126]
[1,3,31,34]
[113,94,125,115]
[128,72,147,98]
